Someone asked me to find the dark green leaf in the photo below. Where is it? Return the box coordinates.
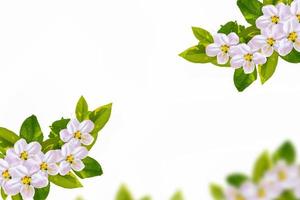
[34,183,50,200]
[218,21,245,36]
[20,115,43,143]
[233,68,257,92]
[49,173,82,189]
[226,173,249,187]
[281,49,300,63]
[252,151,272,183]
[49,118,70,139]
[76,96,89,122]
[273,141,296,164]
[258,52,278,84]
[179,45,213,63]
[170,191,184,200]
[263,0,281,5]
[192,27,213,46]
[237,0,263,25]
[210,184,225,200]
[74,156,103,179]
[115,185,133,200]
[41,138,62,152]
[0,127,19,153]
[1,188,7,200]
[239,26,261,43]
[277,190,297,200]
[11,194,22,200]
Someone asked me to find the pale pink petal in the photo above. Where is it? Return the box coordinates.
[291,0,300,15]
[23,159,40,175]
[73,146,88,160]
[20,185,35,199]
[59,129,73,143]
[71,160,85,171]
[213,33,228,45]
[206,43,220,57]
[79,120,94,133]
[26,142,41,155]
[5,149,21,166]
[261,45,274,57]
[47,163,59,176]
[243,61,255,74]
[44,150,60,163]
[14,139,27,155]
[277,3,292,21]
[61,142,73,157]
[253,53,267,65]
[59,161,71,176]
[256,16,272,30]
[67,118,80,133]
[230,55,244,69]
[4,179,21,195]
[31,174,48,188]
[0,159,9,171]
[10,165,28,178]
[278,39,294,56]
[262,5,278,16]
[249,35,267,51]
[228,32,239,45]
[216,52,229,64]
[80,133,94,146]
[294,39,300,52]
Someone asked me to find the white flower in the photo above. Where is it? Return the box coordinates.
[5,139,41,166]
[59,140,88,176]
[256,3,291,31]
[0,158,13,188]
[206,33,239,64]
[290,0,300,23]
[4,164,48,199]
[60,119,95,146]
[278,19,300,56]
[249,26,285,57]
[240,181,282,200]
[224,186,246,200]
[230,44,267,74]
[35,150,60,176]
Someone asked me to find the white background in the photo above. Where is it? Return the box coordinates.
[0,0,300,199]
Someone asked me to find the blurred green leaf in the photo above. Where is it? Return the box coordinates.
[210,184,225,200]
[170,191,184,200]
[273,141,296,164]
[252,151,272,183]
[281,49,300,63]
[1,188,7,200]
[49,118,70,139]
[258,52,278,84]
[277,190,297,200]
[226,173,249,187]
[192,27,213,46]
[34,183,50,200]
[237,0,263,25]
[140,196,152,200]
[76,96,89,122]
[115,185,134,200]
[20,115,43,143]
[74,156,103,179]
[49,173,82,189]
[234,68,257,92]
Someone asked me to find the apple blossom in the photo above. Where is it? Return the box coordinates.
[206,33,239,64]
[35,150,61,176]
[290,0,300,23]
[230,43,267,74]
[0,158,13,188]
[59,140,88,176]
[60,119,95,146]
[278,20,300,56]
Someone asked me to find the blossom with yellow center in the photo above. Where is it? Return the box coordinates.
[271,16,280,24]
[20,151,28,160]
[2,170,11,180]
[244,54,253,62]
[21,176,31,185]
[288,32,298,43]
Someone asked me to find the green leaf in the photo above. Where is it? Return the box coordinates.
[226,173,249,187]
[179,45,213,63]
[218,21,245,36]
[11,194,23,200]
[20,115,43,143]
[210,184,225,200]
[1,188,7,200]
[233,68,257,92]
[87,103,112,150]
[49,173,82,189]
[76,96,89,122]
[49,118,70,139]
[192,27,213,46]
[74,156,103,179]
[34,183,50,200]
[252,151,272,183]
[41,138,62,153]
[239,26,261,43]
[0,127,19,153]
[263,0,281,5]
[276,190,297,200]
[140,196,152,200]
[115,185,134,200]
[237,0,263,25]
[273,141,296,164]
[258,52,278,84]
[281,49,300,63]
[170,191,184,200]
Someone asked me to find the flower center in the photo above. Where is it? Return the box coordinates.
[2,170,11,180]
[278,170,287,181]
[257,187,266,198]
[235,194,245,200]
[20,151,28,160]
[66,155,74,164]
[244,54,253,62]
[74,131,82,139]
[271,16,280,24]
[220,45,230,53]
[288,32,298,42]
[267,38,275,46]
[40,162,48,171]
[21,176,31,185]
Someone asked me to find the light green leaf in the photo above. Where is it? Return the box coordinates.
[258,52,278,84]
[1,188,7,200]
[115,185,133,200]
[179,45,213,63]
[20,115,43,143]
[34,183,50,200]
[49,173,82,189]
[41,138,62,153]
[140,196,152,200]
[192,27,213,46]
[252,151,272,183]
[11,194,23,200]
[218,21,245,36]
[49,118,70,139]
[273,141,296,164]
[170,191,184,200]
[237,0,263,25]
[76,96,89,122]
[263,0,281,5]
[74,156,103,179]
[239,26,261,43]
[277,190,297,200]
[0,127,19,153]
[233,68,257,92]
[281,49,300,63]
[226,173,249,187]
[210,184,225,200]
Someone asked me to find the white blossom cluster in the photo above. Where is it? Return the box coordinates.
[225,161,300,200]
[0,118,94,199]
[206,0,300,74]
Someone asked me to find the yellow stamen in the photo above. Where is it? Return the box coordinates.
[20,151,28,160]
[74,131,82,139]
[257,187,266,198]
[278,170,287,181]
[220,45,230,54]
[21,176,31,185]
[2,170,11,180]
[288,32,298,42]
[66,155,74,164]
[267,38,275,46]
[235,194,245,200]
[40,162,48,171]
[271,16,280,24]
[297,14,300,22]
[244,54,253,62]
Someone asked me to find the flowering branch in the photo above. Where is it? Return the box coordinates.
[0,96,112,200]
[180,0,300,92]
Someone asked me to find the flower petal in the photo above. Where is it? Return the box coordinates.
[73,146,88,160]
[10,165,28,178]
[294,39,300,52]
[261,45,274,57]
[0,159,9,171]
[44,150,61,163]
[213,33,228,45]
[206,43,220,57]
[71,160,85,171]
[67,118,80,133]
[243,61,255,74]
[262,5,278,16]
[31,173,48,188]
[291,0,300,15]
[230,55,244,69]
[256,16,272,30]
[277,3,292,21]
[60,129,73,143]
[249,35,267,51]
[14,139,27,155]
[20,185,35,199]
[47,163,59,176]
[4,179,21,195]
[26,142,41,155]
[59,161,71,176]
[253,53,267,65]
[79,120,95,133]
[80,133,94,146]
[228,32,239,45]
[278,39,294,56]
[217,52,229,64]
